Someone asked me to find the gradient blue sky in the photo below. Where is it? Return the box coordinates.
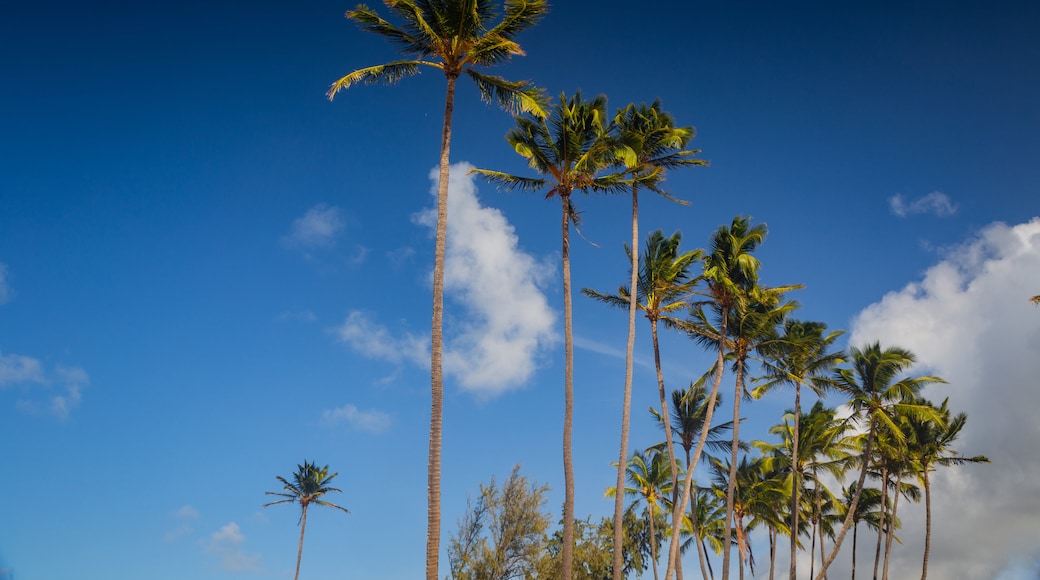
[2,1,1038,579]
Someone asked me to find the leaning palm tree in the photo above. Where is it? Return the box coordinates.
[814,343,945,580]
[753,320,844,580]
[605,105,705,580]
[665,216,768,580]
[328,4,547,578]
[607,450,677,580]
[264,461,350,580]
[583,229,702,578]
[474,92,627,579]
[904,397,989,580]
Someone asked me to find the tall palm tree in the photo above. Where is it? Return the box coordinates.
[264,461,350,580]
[583,229,702,579]
[905,397,989,580]
[605,104,705,580]
[474,92,627,580]
[814,343,945,580]
[328,4,547,578]
[607,450,677,580]
[753,320,844,580]
[665,216,768,580]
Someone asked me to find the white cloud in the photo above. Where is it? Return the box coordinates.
[842,217,1040,578]
[415,162,558,397]
[176,504,200,520]
[282,204,345,248]
[0,352,44,386]
[205,522,263,573]
[322,403,391,433]
[2,354,87,420]
[0,263,11,304]
[889,191,958,218]
[336,311,429,367]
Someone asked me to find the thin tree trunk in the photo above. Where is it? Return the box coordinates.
[612,183,640,580]
[653,316,681,571]
[426,70,456,580]
[650,505,660,580]
[295,504,309,580]
[814,426,876,580]
[809,515,817,580]
[721,358,746,580]
[815,473,827,580]
[852,523,858,580]
[704,537,716,580]
[789,384,802,580]
[873,468,888,580]
[882,477,901,580]
[664,310,729,580]
[692,475,711,580]
[769,527,777,580]
[561,195,575,580]
[921,471,932,580]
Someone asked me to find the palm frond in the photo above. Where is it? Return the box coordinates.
[327,61,428,99]
[463,69,548,116]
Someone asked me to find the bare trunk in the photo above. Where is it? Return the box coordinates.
[704,537,716,580]
[769,527,777,580]
[873,469,888,580]
[426,70,456,580]
[814,425,876,580]
[721,358,746,580]
[809,515,817,580]
[295,504,308,580]
[561,195,575,580]
[692,475,711,580]
[612,184,640,580]
[921,471,932,580]
[653,316,681,571]
[882,476,901,580]
[789,384,802,580]
[852,523,858,580]
[664,309,729,580]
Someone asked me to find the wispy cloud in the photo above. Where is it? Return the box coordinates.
[889,191,958,218]
[2,353,87,420]
[282,203,346,248]
[164,504,200,542]
[337,163,558,397]
[322,403,391,433]
[277,310,317,323]
[205,522,262,573]
[844,217,1040,578]
[0,263,11,304]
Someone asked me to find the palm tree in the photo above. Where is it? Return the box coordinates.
[839,482,883,580]
[753,320,844,580]
[328,4,547,578]
[1031,294,1040,305]
[679,487,729,580]
[474,92,627,579]
[607,450,677,580]
[709,456,788,580]
[583,229,702,578]
[665,216,768,580]
[605,104,705,580]
[814,343,945,580]
[264,461,350,580]
[905,397,989,580]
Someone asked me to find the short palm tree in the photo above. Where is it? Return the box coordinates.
[839,482,883,580]
[607,450,677,580]
[814,343,945,580]
[474,91,627,580]
[328,4,547,578]
[264,461,350,580]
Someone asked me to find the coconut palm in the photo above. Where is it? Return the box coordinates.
[606,109,706,580]
[814,343,945,580]
[607,450,677,580]
[678,487,729,580]
[709,456,788,580]
[904,397,989,580]
[753,320,844,580]
[839,482,883,580]
[264,461,350,580]
[665,216,768,580]
[474,92,627,579]
[328,4,547,577]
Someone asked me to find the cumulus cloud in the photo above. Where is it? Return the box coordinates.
[336,163,557,397]
[282,204,346,248]
[0,263,11,304]
[2,353,87,420]
[322,403,391,433]
[889,191,958,218]
[840,217,1040,578]
[205,522,262,573]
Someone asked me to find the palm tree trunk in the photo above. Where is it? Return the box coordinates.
[612,186,639,580]
[789,384,801,580]
[664,310,729,580]
[650,505,660,580]
[704,536,716,580]
[721,359,746,580]
[809,516,817,580]
[769,527,777,580]
[814,425,876,580]
[652,316,681,565]
[921,471,932,580]
[295,504,309,580]
[426,70,456,580]
[873,469,888,580]
[561,194,575,580]
[852,523,858,580]
[882,478,901,580]
[692,476,711,580]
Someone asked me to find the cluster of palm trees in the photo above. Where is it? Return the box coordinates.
[324,2,989,579]
[591,222,989,579]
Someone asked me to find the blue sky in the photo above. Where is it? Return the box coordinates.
[2,1,1038,578]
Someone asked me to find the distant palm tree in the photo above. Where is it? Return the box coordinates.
[1031,294,1040,305]
[328,4,547,578]
[839,482,883,580]
[474,91,626,580]
[608,450,677,580]
[264,461,349,580]
[814,343,944,580]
